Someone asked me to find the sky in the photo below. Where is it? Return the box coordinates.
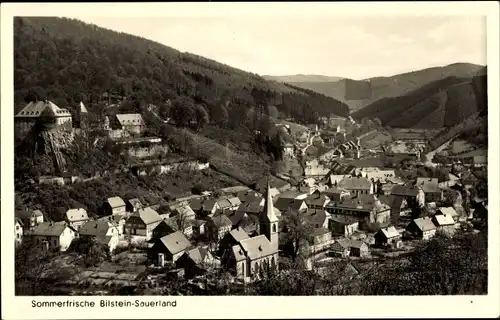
[72,15,486,80]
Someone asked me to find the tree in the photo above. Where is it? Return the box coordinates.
[249,261,318,295]
[174,213,192,234]
[73,236,110,267]
[282,209,315,262]
[170,98,195,126]
[209,104,229,128]
[15,238,73,295]
[266,105,279,119]
[194,105,210,130]
[359,232,487,295]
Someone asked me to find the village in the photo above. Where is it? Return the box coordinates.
[14,98,488,295]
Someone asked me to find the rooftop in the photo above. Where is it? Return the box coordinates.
[338,177,372,190]
[79,220,114,237]
[66,208,89,222]
[239,235,277,261]
[115,113,145,126]
[107,196,126,208]
[131,207,162,225]
[377,226,400,239]
[30,222,69,237]
[159,231,192,255]
[410,217,436,232]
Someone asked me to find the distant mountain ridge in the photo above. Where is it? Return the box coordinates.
[263,74,345,83]
[266,63,486,113]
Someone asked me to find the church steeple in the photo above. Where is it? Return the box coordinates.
[260,178,279,250]
[262,181,278,223]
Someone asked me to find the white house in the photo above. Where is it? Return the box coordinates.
[29,222,76,251]
[65,208,89,231]
[15,218,24,246]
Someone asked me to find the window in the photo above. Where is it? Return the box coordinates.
[272,224,276,233]
[16,225,19,230]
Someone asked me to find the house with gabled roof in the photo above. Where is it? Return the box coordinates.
[406,217,437,240]
[331,238,351,257]
[237,198,264,216]
[175,246,218,278]
[306,227,332,253]
[274,198,308,214]
[435,207,459,222]
[349,240,369,258]
[205,214,233,245]
[328,214,359,237]
[97,214,127,235]
[416,177,442,203]
[124,206,163,240]
[125,198,143,213]
[431,214,456,236]
[149,231,193,265]
[216,196,241,211]
[218,227,250,256]
[322,187,350,201]
[201,199,220,216]
[65,208,89,231]
[28,221,76,251]
[325,194,391,225]
[15,209,44,230]
[224,209,259,233]
[391,183,425,207]
[330,238,368,257]
[304,192,329,209]
[338,177,373,196]
[374,226,402,248]
[168,202,196,220]
[79,220,120,252]
[304,209,330,229]
[101,196,126,216]
[113,113,146,135]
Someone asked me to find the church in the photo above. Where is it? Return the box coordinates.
[221,182,280,282]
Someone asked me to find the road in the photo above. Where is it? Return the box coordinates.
[423,137,457,168]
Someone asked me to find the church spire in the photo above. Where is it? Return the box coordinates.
[262,180,278,222]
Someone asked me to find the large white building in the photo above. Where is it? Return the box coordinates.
[15,100,72,136]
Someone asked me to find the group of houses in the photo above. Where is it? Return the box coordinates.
[15,125,487,283]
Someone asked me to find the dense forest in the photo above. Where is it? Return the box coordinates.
[352,75,488,128]
[14,17,349,125]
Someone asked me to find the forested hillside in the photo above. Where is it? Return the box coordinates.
[14,17,349,123]
[351,75,488,128]
[263,74,344,83]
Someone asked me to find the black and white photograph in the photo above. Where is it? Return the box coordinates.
[1,2,499,319]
